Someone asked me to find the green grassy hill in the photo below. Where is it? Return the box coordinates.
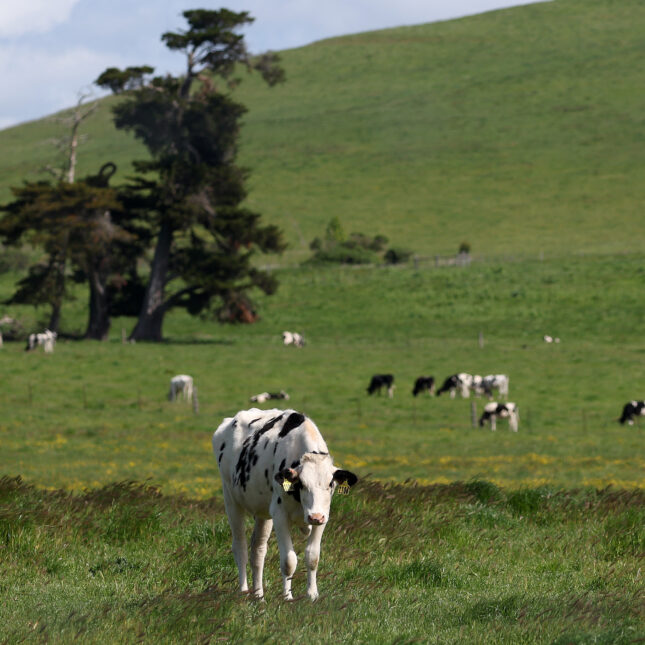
[2,0,645,264]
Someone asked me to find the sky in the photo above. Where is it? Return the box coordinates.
[0,0,547,131]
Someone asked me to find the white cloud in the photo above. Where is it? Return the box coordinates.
[0,0,82,38]
[0,43,116,126]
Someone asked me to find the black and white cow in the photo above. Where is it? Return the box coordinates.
[367,374,395,398]
[436,373,472,398]
[213,408,358,601]
[479,402,519,431]
[25,329,57,353]
[412,376,435,397]
[618,400,645,425]
[250,390,290,404]
[481,374,509,400]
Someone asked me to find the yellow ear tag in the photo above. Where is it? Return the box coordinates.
[336,481,350,495]
[282,480,293,492]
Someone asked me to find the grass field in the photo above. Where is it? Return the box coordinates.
[1,254,644,641]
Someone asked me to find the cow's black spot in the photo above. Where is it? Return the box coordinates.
[311,450,328,456]
[219,442,226,452]
[273,444,278,455]
[277,498,281,504]
[218,453,223,464]
[279,412,305,438]
[249,417,262,426]
[252,454,258,466]
[263,439,269,450]
[287,483,302,504]
[279,458,286,472]
[260,414,284,434]
[291,460,300,469]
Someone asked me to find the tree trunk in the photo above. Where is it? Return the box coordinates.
[48,302,62,334]
[129,220,173,341]
[85,270,110,340]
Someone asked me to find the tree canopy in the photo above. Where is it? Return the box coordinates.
[96,8,286,340]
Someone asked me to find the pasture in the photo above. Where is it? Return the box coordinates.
[1,254,644,642]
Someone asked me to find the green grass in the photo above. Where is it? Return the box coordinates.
[2,0,645,264]
[1,477,642,643]
[1,253,644,496]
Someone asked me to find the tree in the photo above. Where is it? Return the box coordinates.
[96,8,286,341]
[0,166,140,339]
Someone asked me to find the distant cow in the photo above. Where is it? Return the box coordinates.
[250,390,290,404]
[481,374,509,400]
[412,376,435,397]
[282,331,305,348]
[618,400,645,425]
[543,335,560,343]
[479,402,519,432]
[168,374,194,402]
[436,373,472,398]
[213,408,358,600]
[25,329,57,354]
[367,374,395,398]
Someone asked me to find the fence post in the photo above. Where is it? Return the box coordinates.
[28,383,32,406]
[471,401,477,428]
[122,328,127,344]
[193,387,199,415]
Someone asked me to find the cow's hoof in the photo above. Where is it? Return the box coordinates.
[307,590,319,601]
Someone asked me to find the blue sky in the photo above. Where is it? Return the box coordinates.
[0,0,547,130]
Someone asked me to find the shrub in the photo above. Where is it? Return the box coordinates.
[384,247,413,264]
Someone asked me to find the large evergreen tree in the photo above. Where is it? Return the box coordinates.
[96,8,286,341]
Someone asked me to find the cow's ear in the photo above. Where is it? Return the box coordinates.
[333,469,358,487]
[274,468,299,485]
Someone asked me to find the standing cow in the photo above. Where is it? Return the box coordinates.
[479,402,519,432]
[168,374,194,402]
[213,408,358,600]
[25,329,57,353]
[366,374,395,398]
[412,376,435,397]
[436,373,472,398]
[618,400,645,425]
[481,374,510,400]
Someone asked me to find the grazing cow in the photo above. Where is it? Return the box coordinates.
[412,376,435,397]
[250,390,290,404]
[543,335,561,343]
[168,374,194,402]
[436,373,472,398]
[479,402,519,432]
[367,374,395,398]
[481,374,510,400]
[282,331,305,348]
[618,400,645,425]
[213,408,358,600]
[25,329,57,353]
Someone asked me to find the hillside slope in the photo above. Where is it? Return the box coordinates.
[1,0,644,263]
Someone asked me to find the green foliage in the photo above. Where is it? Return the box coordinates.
[98,9,286,339]
[308,219,391,264]
[384,246,413,264]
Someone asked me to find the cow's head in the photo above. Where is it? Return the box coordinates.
[275,453,358,526]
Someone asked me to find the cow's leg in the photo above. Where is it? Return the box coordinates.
[387,385,394,399]
[509,413,518,432]
[222,490,249,593]
[305,524,325,601]
[250,517,273,599]
[450,389,456,399]
[490,415,497,431]
[272,511,297,600]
